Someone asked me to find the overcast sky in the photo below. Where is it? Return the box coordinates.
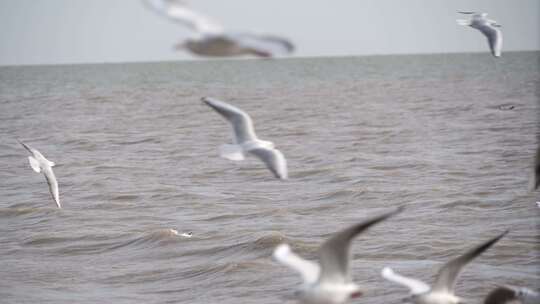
[0,0,538,66]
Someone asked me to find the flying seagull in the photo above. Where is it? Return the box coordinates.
[382,230,508,304]
[273,207,403,304]
[457,11,502,57]
[18,140,61,208]
[142,0,294,58]
[202,97,287,179]
[484,285,540,304]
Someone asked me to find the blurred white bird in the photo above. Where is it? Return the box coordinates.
[382,230,508,304]
[18,140,61,208]
[484,285,540,304]
[142,0,294,58]
[202,97,288,179]
[457,12,502,57]
[273,207,403,304]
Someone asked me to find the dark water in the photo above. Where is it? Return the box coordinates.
[0,52,538,304]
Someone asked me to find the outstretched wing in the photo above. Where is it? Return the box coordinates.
[273,244,320,285]
[143,0,223,33]
[231,33,295,57]
[317,207,404,283]
[479,25,502,57]
[202,97,258,144]
[248,147,288,179]
[381,267,431,295]
[432,230,508,293]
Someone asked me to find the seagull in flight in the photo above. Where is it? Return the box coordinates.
[273,207,403,304]
[382,230,508,304]
[142,0,295,58]
[484,285,540,304]
[18,140,61,208]
[456,11,503,57]
[202,97,287,179]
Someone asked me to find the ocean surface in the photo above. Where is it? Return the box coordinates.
[0,52,538,304]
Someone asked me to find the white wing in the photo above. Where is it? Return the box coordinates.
[248,147,288,179]
[143,0,223,33]
[202,97,258,144]
[273,244,320,285]
[231,33,295,57]
[28,156,41,173]
[43,167,61,208]
[381,267,430,295]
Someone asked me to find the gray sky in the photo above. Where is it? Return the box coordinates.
[0,0,538,66]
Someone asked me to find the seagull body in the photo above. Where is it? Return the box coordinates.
[484,286,540,304]
[143,0,294,58]
[273,208,403,304]
[202,97,287,179]
[18,140,61,208]
[457,12,502,57]
[382,230,508,304]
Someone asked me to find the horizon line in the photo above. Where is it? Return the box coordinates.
[1,49,538,68]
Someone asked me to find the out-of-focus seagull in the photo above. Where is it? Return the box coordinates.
[382,230,508,304]
[202,97,288,179]
[457,11,503,57]
[142,0,294,58]
[18,140,61,208]
[484,285,540,304]
[273,207,403,304]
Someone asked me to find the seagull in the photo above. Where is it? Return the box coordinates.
[484,285,540,304]
[273,207,403,304]
[457,11,503,57]
[142,0,294,58]
[18,140,61,208]
[382,230,508,304]
[202,97,287,179]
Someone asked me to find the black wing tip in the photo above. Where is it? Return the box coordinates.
[473,230,508,256]
[16,139,31,152]
[201,96,222,107]
[360,206,405,228]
